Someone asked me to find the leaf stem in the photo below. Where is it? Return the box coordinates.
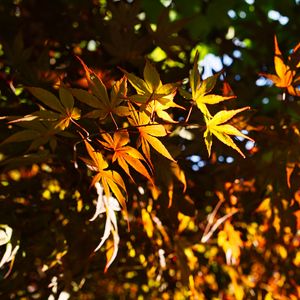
[110,112,119,130]
[71,119,90,139]
[185,104,194,123]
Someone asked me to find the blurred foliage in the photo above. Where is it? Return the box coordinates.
[0,0,300,299]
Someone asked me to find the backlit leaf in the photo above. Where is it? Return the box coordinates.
[98,131,154,184]
[208,107,250,127]
[186,52,235,118]
[144,60,161,91]
[81,136,127,215]
[127,104,175,164]
[196,94,235,105]
[203,129,213,157]
[122,61,178,120]
[260,35,297,90]
[204,107,252,157]
[210,129,246,158]
[144,134,175,162]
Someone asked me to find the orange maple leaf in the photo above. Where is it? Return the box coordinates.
[98,131,154,185]
[80,136,127,216]
[260,36,299,94]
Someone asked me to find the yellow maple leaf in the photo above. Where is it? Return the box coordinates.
[204,107,254,157]
[122,60,180,121]
[127,104,176,166]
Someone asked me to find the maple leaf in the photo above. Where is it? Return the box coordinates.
[80,136,127,215]
[144,99,183,123]
[260,35,296,89]
[72,57,130,121]
[90,182,121,273]
[27,86,81,130]
[127,104,176,167]
[204,107,254,158]
[3,86,80,151]
[1,119,64,152]
[98,131,154,185]
[121,60,180,121]
[182,51,235,118]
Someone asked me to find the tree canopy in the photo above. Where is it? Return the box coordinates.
[0,0,299,299]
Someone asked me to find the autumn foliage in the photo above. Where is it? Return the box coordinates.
[0,1,300,299]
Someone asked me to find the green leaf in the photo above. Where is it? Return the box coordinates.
[204,128,213,157]
[190,51,201,99]
[28,87,64,113]
[198,73,219,95]
[178,87,192,100]
[59,87,74,109]
[84,109,108,119]
[71,88,102,108]
[32,110,60,121]
[1,130,40,145]
[0,151,51,169]
[90,74,110,106]
[28,136,51,151]
[77,56,110,105]
[8,111,60,124]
